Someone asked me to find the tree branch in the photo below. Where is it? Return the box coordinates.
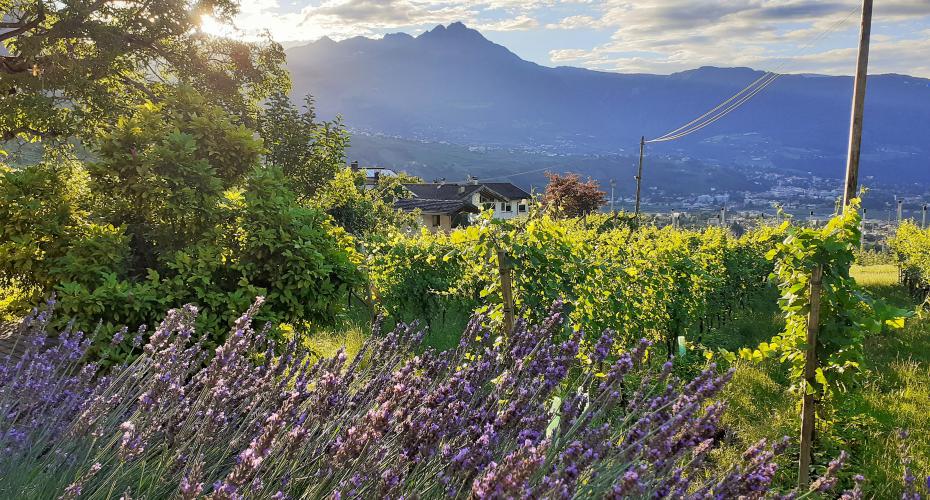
[0,55,30,74]
[0,4,45,43]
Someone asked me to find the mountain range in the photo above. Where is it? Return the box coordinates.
[285,22,930,190]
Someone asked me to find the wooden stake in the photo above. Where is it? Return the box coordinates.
[842,0,873,206]
[798,264,824,489]
[634,136,645,217]
[497,249,515,334]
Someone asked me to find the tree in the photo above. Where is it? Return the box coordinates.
[310,168,419,237]
[258,92,348,200]
[541,172,606,218]
[86,86,262,272]
[0,0,288,142]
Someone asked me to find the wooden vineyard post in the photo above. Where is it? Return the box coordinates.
[497,249,515,334]
[798,264,824,489]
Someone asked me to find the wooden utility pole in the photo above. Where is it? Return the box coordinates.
[634,136,645,217]
[842,0,874,206]
[497,249,515,334]
[798,264,824,489]
[860,208,866,252]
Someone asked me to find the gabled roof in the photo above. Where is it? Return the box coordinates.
[403,183,506,202]
[482,183,531,201]
[394,199,480,215]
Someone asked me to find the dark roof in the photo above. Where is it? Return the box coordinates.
[482,183,531,200]
[394,199,480,214]
[404,183,522,202]
[403,183,485,200]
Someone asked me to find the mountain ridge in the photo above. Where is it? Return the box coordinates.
[286,22,930,184]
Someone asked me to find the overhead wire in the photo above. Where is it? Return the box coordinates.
[646,5,861,144]
[441,6,863,186]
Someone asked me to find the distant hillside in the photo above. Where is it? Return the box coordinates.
[287,22,930,184]
[347,133,766,199]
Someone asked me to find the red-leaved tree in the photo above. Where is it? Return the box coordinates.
[542,172,606,217]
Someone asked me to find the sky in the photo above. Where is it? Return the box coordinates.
[204,1,930,78]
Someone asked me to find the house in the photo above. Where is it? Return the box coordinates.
[402,182,532,221]
[394,198,479,233]
[479,183,533,220]
[349,161,397,188]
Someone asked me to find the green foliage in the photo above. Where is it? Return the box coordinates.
[0,158,128,293]
[854,248,895,266]
[713,268,930,496]
[259,92,349,200]
[891,221,930,306]
[367,227,478,325]
[0,93,363,361]
[223,167,363,326]
[742,201,908,394]
[311,168,417,237]
[368,212,780,354]
[1,0,288,142]
[86,86,262,264]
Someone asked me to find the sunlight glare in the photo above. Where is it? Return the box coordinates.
[199,14,238,39]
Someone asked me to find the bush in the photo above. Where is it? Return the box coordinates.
[0,91,363,359]
[0,300,855,498]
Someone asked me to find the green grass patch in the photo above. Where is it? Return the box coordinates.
[711,265,930,495]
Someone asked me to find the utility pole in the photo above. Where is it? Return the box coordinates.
[634,136,645,217]
[842,0,873,207]
[860,207,867,252]
[610,178,616,214]
[923,204,928,229]
[897,198,903,223]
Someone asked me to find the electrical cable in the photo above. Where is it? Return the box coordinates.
[646,6,860,144]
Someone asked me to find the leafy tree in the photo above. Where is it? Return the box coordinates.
[0,0,287,141]
[311,168,419,237]
[542,172,606,217]
[258,92,348,200]
[0,154,129,316]
[1,89,364,356]
[86,86,262,271]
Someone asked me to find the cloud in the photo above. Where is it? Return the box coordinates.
[477,15,540,31]
[545,0,930,77]
[545,15,602,30]
[208,0,930,77]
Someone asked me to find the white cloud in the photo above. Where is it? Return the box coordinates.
[207,1,930,77]
[545,15,602,30]
[477,15,540,31]
[545,0,930,77]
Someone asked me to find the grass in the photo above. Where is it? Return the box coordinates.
[711,264,930,495]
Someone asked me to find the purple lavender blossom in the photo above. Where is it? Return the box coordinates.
[0,299,857,499]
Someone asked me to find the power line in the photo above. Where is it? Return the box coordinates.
[647,6,860,144]
[442,165,554,185]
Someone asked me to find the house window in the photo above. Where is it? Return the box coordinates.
[431,215,441,227]
[518,204,527,213]
[482,203,494,211]
[504,203,512,212]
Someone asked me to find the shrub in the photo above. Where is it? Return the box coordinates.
[0,91,364,357]
[0,299,856,498]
